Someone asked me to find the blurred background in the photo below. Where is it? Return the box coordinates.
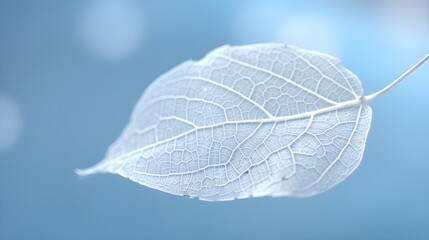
[1,0,428,239]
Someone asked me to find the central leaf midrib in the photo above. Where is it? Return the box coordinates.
[112,97,365,164]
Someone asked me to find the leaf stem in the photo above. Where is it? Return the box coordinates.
[365,54,429,102]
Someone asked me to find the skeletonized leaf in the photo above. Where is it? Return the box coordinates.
[77,43,373,201]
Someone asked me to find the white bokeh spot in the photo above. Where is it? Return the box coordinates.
[78,0,145,60]
[230,3,343,58]
[275,17,343,58]
[229,2,288,44]
[0,93,23,152]
[376,0,429,51]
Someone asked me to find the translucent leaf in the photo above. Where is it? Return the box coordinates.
[77,43,373,201]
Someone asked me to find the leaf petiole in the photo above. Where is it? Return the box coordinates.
[365,54,429,102]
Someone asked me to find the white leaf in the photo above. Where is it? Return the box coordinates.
[76,43,428,201]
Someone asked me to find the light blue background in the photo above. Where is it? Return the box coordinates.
[1,0,428,239]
